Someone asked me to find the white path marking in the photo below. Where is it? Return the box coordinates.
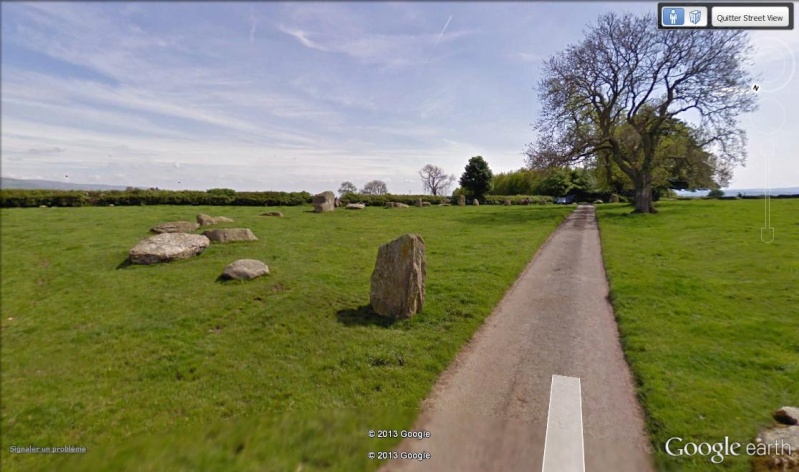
[542,375,585,472]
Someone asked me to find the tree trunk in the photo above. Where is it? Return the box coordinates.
[633,176,657,213]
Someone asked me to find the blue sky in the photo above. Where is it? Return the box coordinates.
[1,2,797,193]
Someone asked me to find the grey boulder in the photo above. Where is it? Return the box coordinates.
[346,203,366,210]
[129,233,210,265]
[197,214,216,226]
[151,221,200,234]
[222,259,270,280]
[203,228,258,243]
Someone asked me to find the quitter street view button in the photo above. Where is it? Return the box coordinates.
[712,6,791,28]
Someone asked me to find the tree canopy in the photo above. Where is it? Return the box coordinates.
[525,12,757,213]
[361,180,388,195]
[459,156,493,200]
[419,164,456,196]
[338,181,357,195]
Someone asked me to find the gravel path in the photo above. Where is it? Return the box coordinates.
[380,205,653,472]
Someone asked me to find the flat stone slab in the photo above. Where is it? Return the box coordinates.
[129,233,210,265]
[214,216,235,223]
[203,228,258,243]
[150,221,200,234]
[222,259,270,280]
[346,203,366,210]
[260,211,284,217]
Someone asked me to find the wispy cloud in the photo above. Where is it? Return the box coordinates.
[249,9,258,44]
[435,15,453,46]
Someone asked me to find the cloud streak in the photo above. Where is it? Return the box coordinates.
[435,15,453,46]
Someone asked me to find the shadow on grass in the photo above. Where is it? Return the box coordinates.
[115,259,133,270]
[335,304,397,328]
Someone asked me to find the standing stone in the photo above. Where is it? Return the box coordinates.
[609,194,620,203]
[370,234,426,319]
[129,233,210,265]
[416,198,423,207]
[473,198,480,206]
[197,214,216,226]
[313,191,335,213]
[458,194,466,206]
[504,198,512,206]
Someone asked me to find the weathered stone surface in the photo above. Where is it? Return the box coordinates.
[197,214,216,226]
[458,194,466,206]
[775,407,799,426]
[416,198,423,207]
[472,199,480,206]
[395,203,409,208]
[151,221,200,234]
[438,203,451,207]
[385,202,396,208]
[609,194,620,203]
[370,234,426,319]
[752,425,799,471]
[222,259,270,280]
[215,216,235,223]
[260,211,284,217]
[203,228,258,243]
[504,198,512,206]
[422,201,431,207]
[593,199,603,204]
[129,233,210,265]
[346,203,366,210]
[39,205,48,208]
[313,191,335,213]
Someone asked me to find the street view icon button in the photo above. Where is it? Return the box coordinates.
[712,6,791,28]
[661,6,708,27]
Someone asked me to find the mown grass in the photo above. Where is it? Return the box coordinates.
[597,199,799,471]
[0,203,570,471]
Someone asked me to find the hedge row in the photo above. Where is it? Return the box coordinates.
[338,193,450,206]
[0,189,313,208]
[479,195,554,205]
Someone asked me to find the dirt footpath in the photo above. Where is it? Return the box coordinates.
[380,205,653,472]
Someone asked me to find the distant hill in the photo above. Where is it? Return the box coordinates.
[1,177,129,191]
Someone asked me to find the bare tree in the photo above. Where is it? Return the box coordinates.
[525,13,757,213]
[361,180,388,195]
[418,164,456,196]
[338,181,357,195]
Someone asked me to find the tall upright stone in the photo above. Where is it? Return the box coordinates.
[458,194,466,206]
[416,198,423,207]
[313,191,335,213]
[473,198,480,206]
[504,198,512,206]
[370,234,426,319]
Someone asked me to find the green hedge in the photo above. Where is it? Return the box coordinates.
[481,195,553,205]
[0,189,313,208]
[338,193,449,206]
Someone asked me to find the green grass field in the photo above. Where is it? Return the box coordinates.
[0,204,570,471]
[597,199,799,471]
